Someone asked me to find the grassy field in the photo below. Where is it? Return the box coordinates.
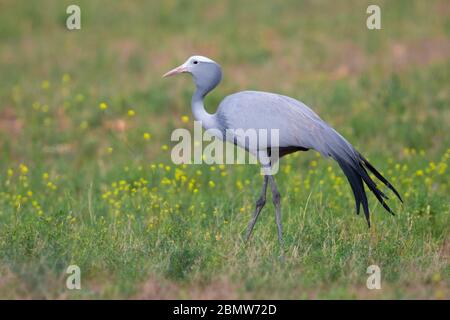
[0,0,449,299]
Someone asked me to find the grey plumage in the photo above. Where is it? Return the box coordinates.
[164,55,402,244]
[217,90,402,227]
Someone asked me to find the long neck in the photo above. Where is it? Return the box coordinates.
[191,89,217,130]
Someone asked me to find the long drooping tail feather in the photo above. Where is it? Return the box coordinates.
[358,152,403,203]
[330,148,403,227]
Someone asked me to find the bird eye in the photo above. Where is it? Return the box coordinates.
[193,60,198,64]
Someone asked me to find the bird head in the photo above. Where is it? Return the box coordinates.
[163,55,222,95]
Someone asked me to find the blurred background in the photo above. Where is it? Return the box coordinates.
[0,0,448,299]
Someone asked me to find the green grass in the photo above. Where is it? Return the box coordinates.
[0,0,449,299]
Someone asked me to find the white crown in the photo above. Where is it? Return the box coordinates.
[188,55,216,63]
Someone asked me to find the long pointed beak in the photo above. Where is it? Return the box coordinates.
[162,65,187,78]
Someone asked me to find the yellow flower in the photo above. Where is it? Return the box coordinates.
[42,172,49,180]
[438,163,447,175]
[41,80,50,90]
[7,168,13,177]
[143,132,151,140]
[62,74,71,83]
[99,102,108,110]
[161,144,169,151]
[209,181,215,188]
[431,273,441,283]
[181,115,189,123]
[435,290,445,300]
[19,164,28,175]
[47,181,57,190]
[415,170,424,177]
[127,109,135,117]
[107,147,113,154]
[161,177,171,185]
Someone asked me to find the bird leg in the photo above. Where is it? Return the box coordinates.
[244,175,268,242]
[268,175,284,247]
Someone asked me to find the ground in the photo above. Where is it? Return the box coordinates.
[0,0,449,299]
